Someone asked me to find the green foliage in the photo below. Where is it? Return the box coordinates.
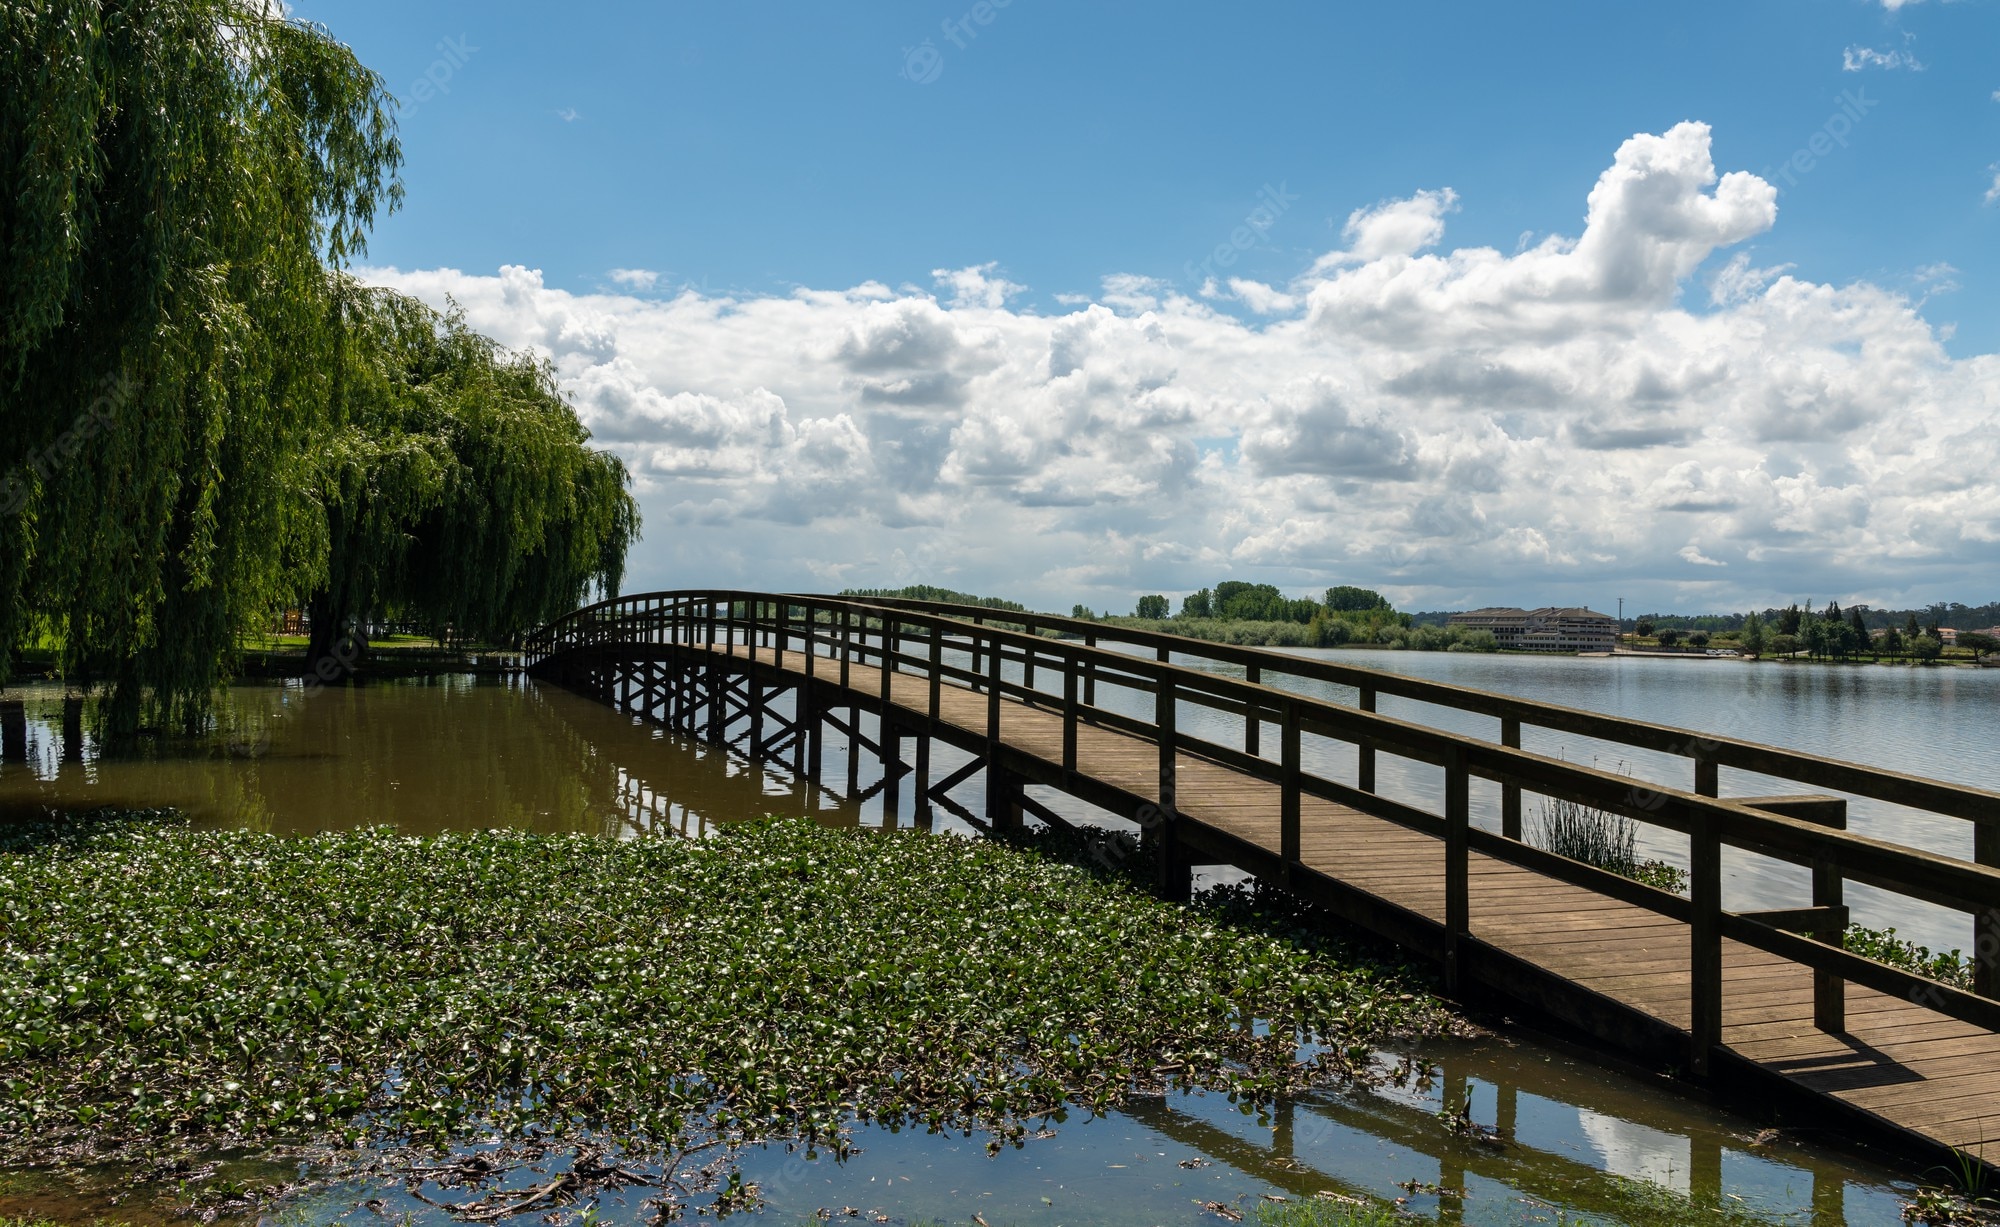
[1910,634,1944,663]
[0,0,402,728]
[1134,593,1169,619]
[1324,585,1391,613]
[1740,612,1768,657]
[839,585,1029,615]
[1255,1196,1408,1226]
[1844,926,1973,990]
[310,284,637,654]
[0,811,1455,1168]
[1182,587,1213,619]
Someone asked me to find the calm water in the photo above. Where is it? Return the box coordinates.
[0,657,1979,1223]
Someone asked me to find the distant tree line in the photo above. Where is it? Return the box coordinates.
[839,586,1030,615]
[1628,601,1994,664]
[1116,582,1506,651]
[1630,600,2000,635]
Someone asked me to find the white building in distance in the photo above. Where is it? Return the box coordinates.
[1447,607,1619,653]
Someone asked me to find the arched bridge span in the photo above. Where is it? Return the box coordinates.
[526,589,2000,1174]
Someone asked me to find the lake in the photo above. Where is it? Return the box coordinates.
[1,652,1985,1222]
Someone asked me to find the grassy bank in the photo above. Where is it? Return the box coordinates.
[0,813,1456,1182]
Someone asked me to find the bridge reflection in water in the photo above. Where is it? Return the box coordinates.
[528,589,2000,1182]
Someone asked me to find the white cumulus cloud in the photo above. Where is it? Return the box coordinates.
[361,123,2000,613]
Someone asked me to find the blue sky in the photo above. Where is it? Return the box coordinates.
[304,1,2000,614]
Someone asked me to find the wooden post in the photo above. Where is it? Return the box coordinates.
[706,658,723,743]
[1245,664,1261,757]
[970,616,983,682]
[1281,703,1301,873]
[986,633,1002,749]
[839,608,851,690]
[846,702,861,797]
[62,696,84,762]
[1500,716,1522,840]
[804,683,823,781]
[928,627,942,722]
[1062,657,1078,775]
[1358,687,1377,794]
[1445,744,1470,994]
[801,603,814,678]
[1694,750,1719,798]
[987,765,1020,832]
[881,719,901,825]
[879,625,893,706]
[914,732,932,827]
[1084,634,1097,707]
[1153,676,1189,902]
[985,638,1012,832]
[0,699,25,763]
[1690,810,1723,1076]
[1814,852,1847,1030]
[748,605,766,756]
[1977,821,2000,999]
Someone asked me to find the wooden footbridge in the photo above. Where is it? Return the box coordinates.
[525,590,2000,1175]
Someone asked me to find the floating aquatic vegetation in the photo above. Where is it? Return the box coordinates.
[0,810,1457,1205]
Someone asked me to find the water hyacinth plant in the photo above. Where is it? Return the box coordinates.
[0,811,1458,1188]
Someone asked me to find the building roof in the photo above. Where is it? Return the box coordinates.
[1447,606,1614,622]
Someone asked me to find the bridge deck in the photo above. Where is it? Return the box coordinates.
[724,643,2000,1167]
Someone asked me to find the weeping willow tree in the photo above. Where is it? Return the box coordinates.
[1,0,400,731]
[306,281,638,666]
[2,2,638,732]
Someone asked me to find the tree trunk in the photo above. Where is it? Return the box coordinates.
[305,592,366,681]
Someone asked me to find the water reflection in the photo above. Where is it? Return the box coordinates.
[0,677,891,837]
[693,1036,1909,1224]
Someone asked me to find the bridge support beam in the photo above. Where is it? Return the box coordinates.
[987,763,1023,833]
[0,700,25,763]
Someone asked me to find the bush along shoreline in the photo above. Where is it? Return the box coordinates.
[0,812,1464,1217]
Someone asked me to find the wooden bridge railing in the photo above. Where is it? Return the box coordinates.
[525,590,2000,1073]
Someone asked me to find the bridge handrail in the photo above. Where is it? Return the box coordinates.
[525,588,2000,1047]
[844,595,2000,829]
